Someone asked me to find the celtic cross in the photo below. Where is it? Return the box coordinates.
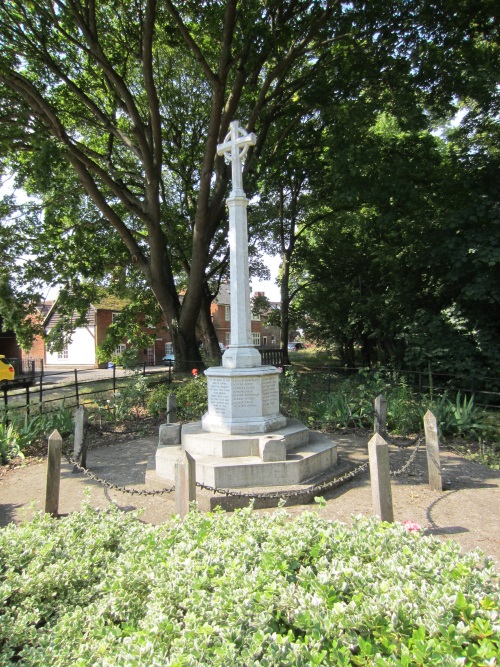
[217,120,256,196]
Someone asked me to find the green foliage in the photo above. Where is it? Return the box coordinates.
[0,405,73,463]
[172,375,208,421]
[147,376,208,421]
[311,392,368,429]
[426,392,489,440]
[105,375,150,421]
[146,382,172,419]
[0,506,498,665]
[0,420,23,464]
[281,367,497,445]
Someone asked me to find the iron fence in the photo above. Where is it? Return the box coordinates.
[298,365,500,409]
[0,363,172,419]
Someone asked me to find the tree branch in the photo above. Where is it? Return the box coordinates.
[163,0,218,87]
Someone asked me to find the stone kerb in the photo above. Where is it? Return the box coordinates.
[158,423,181,447]
[259,434,286,462]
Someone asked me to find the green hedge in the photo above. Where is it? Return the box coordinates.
[1,504,498,665]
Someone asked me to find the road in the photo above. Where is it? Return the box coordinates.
[2,364,171,390]
[40,365,170,385]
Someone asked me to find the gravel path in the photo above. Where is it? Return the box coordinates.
[1,428,498,568]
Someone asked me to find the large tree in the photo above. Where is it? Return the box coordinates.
[0,0,339,367]
[0,0,497,368]
[292,106,500,375]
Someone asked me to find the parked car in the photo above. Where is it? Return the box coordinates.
[287,342,304,352]
[0,355,15,381]
[162,353,175,366]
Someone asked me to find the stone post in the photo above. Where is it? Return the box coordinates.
[374,394,387,435]
[175,450,196,519]
[368,433,394,522]
[167,392,177,424]
[73,405,88,471]
[424,410,443,491]
[45,429,62,516]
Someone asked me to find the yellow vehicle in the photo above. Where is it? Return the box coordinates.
[0,355,15,381]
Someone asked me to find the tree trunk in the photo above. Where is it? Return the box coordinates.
[280,252,291,365]
[198,289,222,362]
[147,227,203,371]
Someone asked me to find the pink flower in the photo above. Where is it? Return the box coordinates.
[403,520,421,533]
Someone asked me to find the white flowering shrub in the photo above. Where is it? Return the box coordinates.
[0,504,498,666]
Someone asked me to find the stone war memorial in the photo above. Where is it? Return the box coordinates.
[156,121,338,492]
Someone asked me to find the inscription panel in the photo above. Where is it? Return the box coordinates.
[262,375,279,415]
[208,377,231,417]
[207,371,282,422]
[231,377,259,416]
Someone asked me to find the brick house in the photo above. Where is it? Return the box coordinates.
[18,286,280,367]
[24,296,171,368]
[211,283,281,348]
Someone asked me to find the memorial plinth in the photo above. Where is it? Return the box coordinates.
[202,366,287,434]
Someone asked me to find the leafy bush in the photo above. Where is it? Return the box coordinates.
[0,405,74,463]
[0,420,23,464]
[311,392,368,428]
[0,505,498,666]
[147,375,208,421]
[282,368,496,442]
[174,375,208,420]
[427,392,488,439]
[146,381,172,418]
[91,375,152,425]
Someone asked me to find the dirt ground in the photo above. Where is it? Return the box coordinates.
[1,423,499,569]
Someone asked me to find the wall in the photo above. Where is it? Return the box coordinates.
[45,326,96,366]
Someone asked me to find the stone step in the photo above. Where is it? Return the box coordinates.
[180,418,310,459]
[156,430,337,489]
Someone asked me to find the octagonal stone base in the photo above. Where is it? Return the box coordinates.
[156,419,338,489]
[202,365,287,434]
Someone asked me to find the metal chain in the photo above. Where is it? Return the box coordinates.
[63,430,422,501]
[195,435,423,499]
[63,449,175,496]
[196,460,370,499]
[390,436,423,477]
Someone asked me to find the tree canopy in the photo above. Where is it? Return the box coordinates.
[0,0,498,369]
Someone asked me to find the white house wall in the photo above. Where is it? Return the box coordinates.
[45,326,96,366]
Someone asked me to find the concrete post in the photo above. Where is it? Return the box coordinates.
[167,392,177,424]
[73,405,88,471]
[175,450,196,519]
[368,433,394,522]
[374,394,388,435]
[45,429,62,516]
[424,410,443,491]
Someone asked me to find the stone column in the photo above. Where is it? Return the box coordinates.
[201,120,285,434]
[217,120,261,370]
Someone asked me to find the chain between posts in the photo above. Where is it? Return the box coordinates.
[63,448,175,496]
[196,435,423,499]
[63,431,422,501]
[389,435,423,477]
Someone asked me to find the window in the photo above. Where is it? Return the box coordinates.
[112,312,120,323]
[262,336,267,346]
[271,336,275,345]
[57,346,69,360]
[224,305,230,321]
[251,311,261,321]
[252,332,261,346]
[165,342,173,355]
[225,332,231,345]
[114,343,126,355]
